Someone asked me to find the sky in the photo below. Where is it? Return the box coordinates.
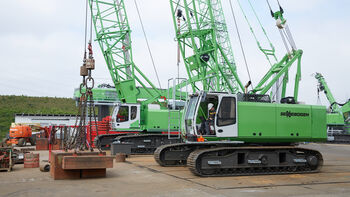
[0,0,349,106]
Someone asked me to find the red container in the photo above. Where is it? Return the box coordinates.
[36,138,49,150]
[24,153,39,168]
[52,139,62,150]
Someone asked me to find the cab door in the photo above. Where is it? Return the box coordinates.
[129,105,140,129]
[112,104,140,130]
[215,95,238,137]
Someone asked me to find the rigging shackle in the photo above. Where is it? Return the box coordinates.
[85,76,95,90]
[80,64,88,76]
[79,83,86,95]
[85,58,95,70]
[86,42,95,70]
[88,42,93,57]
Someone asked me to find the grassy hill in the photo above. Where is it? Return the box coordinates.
[0,95,77,139]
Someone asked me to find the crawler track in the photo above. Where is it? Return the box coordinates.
[94,133,131,150]
[154,142,237,166]
[115,134,182,155]
[187,146,323,177]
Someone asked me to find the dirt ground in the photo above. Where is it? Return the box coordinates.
[1,143,350,197]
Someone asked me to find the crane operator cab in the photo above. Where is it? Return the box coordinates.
[111,103,141,130]
[184,91,238,140]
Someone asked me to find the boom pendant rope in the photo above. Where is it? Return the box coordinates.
[83,0,89,59]
[177,17,181,83]
[247,0,276,56]
[237,0,278,66]
[134,0,162,89]
[229,0,253,90]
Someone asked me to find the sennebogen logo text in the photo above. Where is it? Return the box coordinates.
[281,111,309,118]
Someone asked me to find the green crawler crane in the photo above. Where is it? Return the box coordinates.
[86,0,188,152]
[315,72,350,142]
[154,0,327,177]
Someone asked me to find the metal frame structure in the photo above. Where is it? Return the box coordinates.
[315,72,350,133]
[89,0,164,105]
[170,0,244,94]
[251,49,303,100]
[315,73,344,113]
[170,0,303,103]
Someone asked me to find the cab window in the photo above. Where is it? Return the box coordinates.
[116,106,129,122]
[131,106,137,120]
[217,97,236,126]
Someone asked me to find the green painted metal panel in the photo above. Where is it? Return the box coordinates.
[237,102,276,138]
[341,102,350,115]
[208,101,328,143]
[311,106,327,141]
[129,120,140,129]
[73,88,119,102]
[326,113,345,125]
[115,80,138,103]
[276,104,311,138]
[144,109,181,132]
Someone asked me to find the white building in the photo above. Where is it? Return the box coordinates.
[15,114,79,126]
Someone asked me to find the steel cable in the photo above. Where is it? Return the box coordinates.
[84,0,89,59]
[134,0,162,89]
[229,0,253,90]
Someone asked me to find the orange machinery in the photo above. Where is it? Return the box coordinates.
[6,125,35,147]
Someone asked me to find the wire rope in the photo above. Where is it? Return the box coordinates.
[134,0,162,89]
[83,0,89,58]
[237,0,277,66]
[247,0,275,49]
[229,0,253,89]
[89,2,93,46]
[266,0,273,14]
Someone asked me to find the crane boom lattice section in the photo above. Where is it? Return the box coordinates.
[89,0,162,103]
[209,0,237,89]
[170,0,244,93]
